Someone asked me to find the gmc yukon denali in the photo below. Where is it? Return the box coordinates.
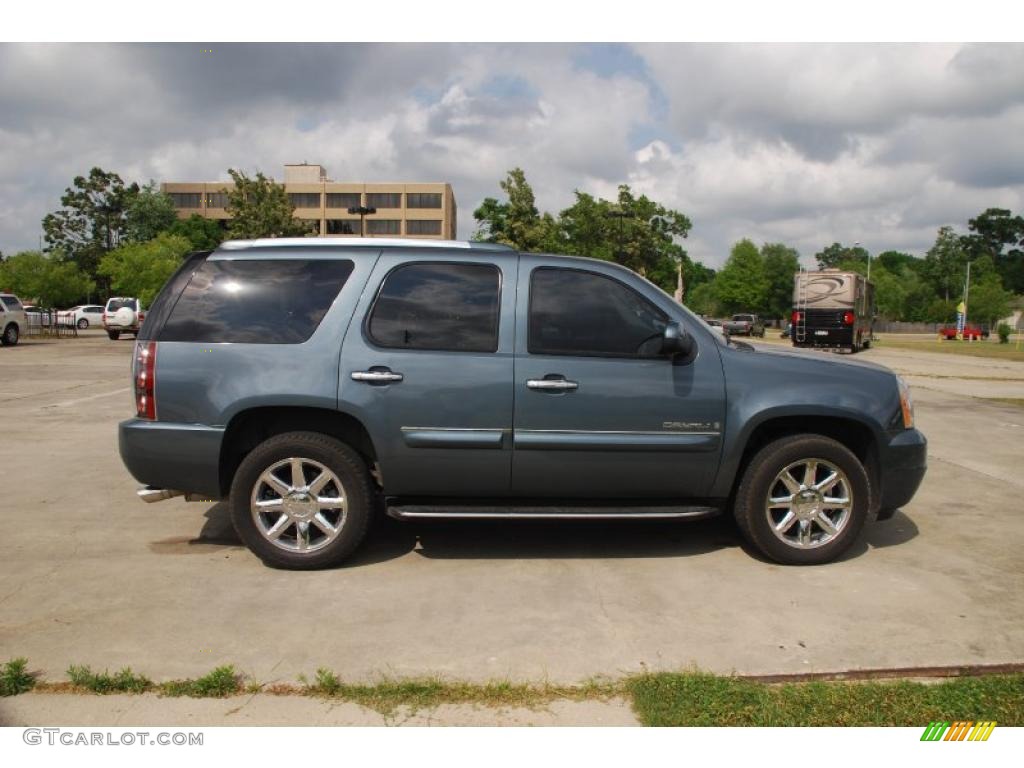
[119,238,927,569]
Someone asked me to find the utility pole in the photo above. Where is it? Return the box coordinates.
[347,205,377,237]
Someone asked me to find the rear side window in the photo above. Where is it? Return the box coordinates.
[159,258,354,344]
[1,295,23,311]
[367,262,500,352]
[529,268,668,358]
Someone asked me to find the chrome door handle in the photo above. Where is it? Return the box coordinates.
[352,370,404,383]
[526,378,578,391]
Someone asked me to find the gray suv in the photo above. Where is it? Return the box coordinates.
[119,238,927,569]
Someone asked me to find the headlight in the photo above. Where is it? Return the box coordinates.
[897,376,914,429]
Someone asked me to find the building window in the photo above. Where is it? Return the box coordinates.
[406,219,442,236]
[406,193,442,209]
[326,219,360,235]
[169,193,202,208]
[288,193,322,208]
[367,263,500,353]
[326,193,362,209]
[366,219,401,235]
[206,192,229,208]
[366,192,402,209]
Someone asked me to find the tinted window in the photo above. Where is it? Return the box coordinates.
[366,193,402,209]
[1,295,23,311]
[159,259,353,344]
[366,219,401,235]
[326,193,362,209]
[406,219,442,236]
[529,268,668,358]
[368,263,500,353]
[407,193,442,209]
[106,299,137,312]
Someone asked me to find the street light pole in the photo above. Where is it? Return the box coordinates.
[347,206,377,237]
[855,241,871,281]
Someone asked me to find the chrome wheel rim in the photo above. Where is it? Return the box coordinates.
[250,457,347,554]
[764,458,852,549]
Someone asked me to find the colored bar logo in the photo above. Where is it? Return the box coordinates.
[921,721,996,741]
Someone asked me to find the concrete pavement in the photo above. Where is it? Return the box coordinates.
[0,334,1021,724]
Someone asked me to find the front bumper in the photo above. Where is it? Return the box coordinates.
[877,427,927,516]
[119,419,225,500]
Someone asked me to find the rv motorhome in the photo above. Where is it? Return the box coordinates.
[791,269,875,353]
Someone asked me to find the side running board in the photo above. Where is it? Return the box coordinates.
[386,504,720,521]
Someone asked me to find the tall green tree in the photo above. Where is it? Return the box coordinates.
[167,214,227,251]
[124,181,178,243]
[715,239,768,315]
[921,226,968,301]
[472,168,560,251]
[225,169,308,239]
[760,243,801,322]
[42,167,140,280]
[964,208,1024,294]
[815,242,869,270]
[0,250,95,307]
[98,233,191,306]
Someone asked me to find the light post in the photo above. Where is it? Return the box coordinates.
[605,209,630,262]
[347,205,377,237]
[855,241,871,281]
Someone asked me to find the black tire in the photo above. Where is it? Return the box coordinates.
[229,431,373,570]
[1,323,19,346]
[77,318,88,329]
[107,330,120,340]
[733,434,871,565]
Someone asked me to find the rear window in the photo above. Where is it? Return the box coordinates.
[732,314,754,321]
[159,258,354,344]
[1,295,23,311]
[107,299,137,312]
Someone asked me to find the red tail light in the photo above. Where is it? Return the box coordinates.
[842,311,855,326]
[791,310,803,323]
[134,341,157,420]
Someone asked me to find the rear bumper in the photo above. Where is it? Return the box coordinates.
[877,428,927,515]
[793,327,854,347]
[119,419,225,499]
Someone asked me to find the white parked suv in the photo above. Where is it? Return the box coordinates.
[0,293,28,346]
[103,297,145,340]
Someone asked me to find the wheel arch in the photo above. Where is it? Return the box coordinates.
[725,413,882,515]
[219,406,379,498]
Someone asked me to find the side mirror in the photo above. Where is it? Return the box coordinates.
[661,322,695,358]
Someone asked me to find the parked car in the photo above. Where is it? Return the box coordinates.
[723,313,765,337]
[0,293,28,346]
[23,305,55,327]
[939,323,987,341]
[60,305,105,329]
[120,238,927,569]
[103,297,145,340]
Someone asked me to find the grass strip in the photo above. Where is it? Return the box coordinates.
[67,665,153,694]
[627,671,1024,726]
[875,339,1024,362]
[159,665,242,698]
[0,658,36,696]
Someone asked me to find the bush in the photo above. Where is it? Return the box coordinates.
[997,323,1013,343]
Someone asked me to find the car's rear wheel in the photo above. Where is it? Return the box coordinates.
[2,323,19,346]
[734,434,871,565]
[107,330,120,340]
[229,431,373,569]
[77,318,88,329]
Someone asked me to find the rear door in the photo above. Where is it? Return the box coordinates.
[338,250,517,497]
[511,258,726,499]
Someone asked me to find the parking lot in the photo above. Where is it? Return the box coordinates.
[0,331,1022,688]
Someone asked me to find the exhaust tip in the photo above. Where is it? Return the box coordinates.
[137,486,183,503]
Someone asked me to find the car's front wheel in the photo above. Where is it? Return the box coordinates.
[733,434,871,565]
[229,431,373,569]
[2,323,19,346]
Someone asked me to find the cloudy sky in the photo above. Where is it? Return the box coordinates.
[1,42,1023,268]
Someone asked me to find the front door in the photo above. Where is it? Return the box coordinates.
[511,259,725,499]
[339,251,517,497]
